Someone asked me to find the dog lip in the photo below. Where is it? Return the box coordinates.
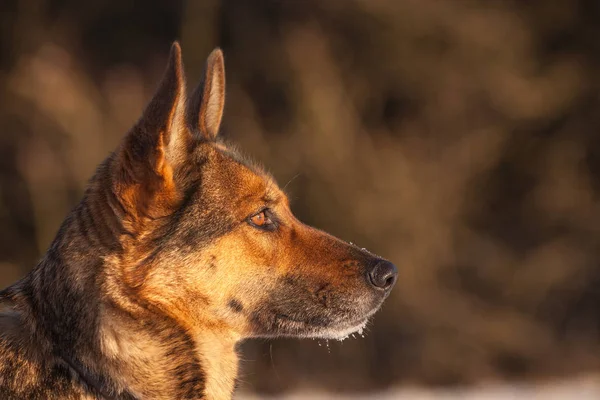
[275,312,330,327]
[274,309,368,331]
[304,305,380,338]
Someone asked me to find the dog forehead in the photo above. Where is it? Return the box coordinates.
[201,145,281,202]
[231,163,284,205]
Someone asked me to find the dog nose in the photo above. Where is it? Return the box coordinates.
[368,260,398,291]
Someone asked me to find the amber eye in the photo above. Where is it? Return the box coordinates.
[250,211,267,226]
[248,209,275,230]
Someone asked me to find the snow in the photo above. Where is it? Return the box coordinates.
[237,377,600,399]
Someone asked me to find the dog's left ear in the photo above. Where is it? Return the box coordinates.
[186,48,225,140]
[112,42,190,222]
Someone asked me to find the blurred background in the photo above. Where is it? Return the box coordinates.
[2,0,600,398]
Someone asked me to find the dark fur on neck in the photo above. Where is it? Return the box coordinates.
[0,163,233,399]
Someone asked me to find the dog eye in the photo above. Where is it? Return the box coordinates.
[248,210,275,230]
[250,211,269,226]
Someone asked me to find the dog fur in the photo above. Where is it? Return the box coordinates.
[0,43,397,400]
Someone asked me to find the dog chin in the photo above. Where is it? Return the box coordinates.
[313,317,370,341]
[311,300,388,341]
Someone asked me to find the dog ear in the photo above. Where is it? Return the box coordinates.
[186,48,225,141]
[113,42,190,220]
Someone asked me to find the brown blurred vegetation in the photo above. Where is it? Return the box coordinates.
[2,0,600,395]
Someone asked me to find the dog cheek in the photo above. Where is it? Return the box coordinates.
[245,304,277,336]
[227,298,244,314]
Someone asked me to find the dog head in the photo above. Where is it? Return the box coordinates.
[107,43,397,340]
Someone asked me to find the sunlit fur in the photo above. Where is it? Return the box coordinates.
[0,43,396,399]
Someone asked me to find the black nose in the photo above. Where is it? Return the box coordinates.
[368,260,398,290]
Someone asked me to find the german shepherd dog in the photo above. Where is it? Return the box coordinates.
[0,43,397,399]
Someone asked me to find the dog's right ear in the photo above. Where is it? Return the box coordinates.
[186,48,226,141]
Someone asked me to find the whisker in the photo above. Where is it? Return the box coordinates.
[282,173,301,192]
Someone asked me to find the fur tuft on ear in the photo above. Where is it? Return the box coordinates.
[186,48,226,141]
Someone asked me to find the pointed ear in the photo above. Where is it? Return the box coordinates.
[134,41,188,170]
[113,42,189,219]
[186,48,225,140]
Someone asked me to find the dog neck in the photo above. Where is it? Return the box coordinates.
[13,242,240,399]
[192,329,241,400]
[7,173,242,399]
[98,287,241,400]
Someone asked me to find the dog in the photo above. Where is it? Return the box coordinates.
[0,42,397,399]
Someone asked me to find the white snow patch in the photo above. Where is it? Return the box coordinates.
[237,377,600,400]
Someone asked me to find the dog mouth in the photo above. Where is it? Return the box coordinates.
[249,275,389,339]
[266,305,378,341]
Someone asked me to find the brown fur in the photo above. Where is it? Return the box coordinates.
[0,43,397,399]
